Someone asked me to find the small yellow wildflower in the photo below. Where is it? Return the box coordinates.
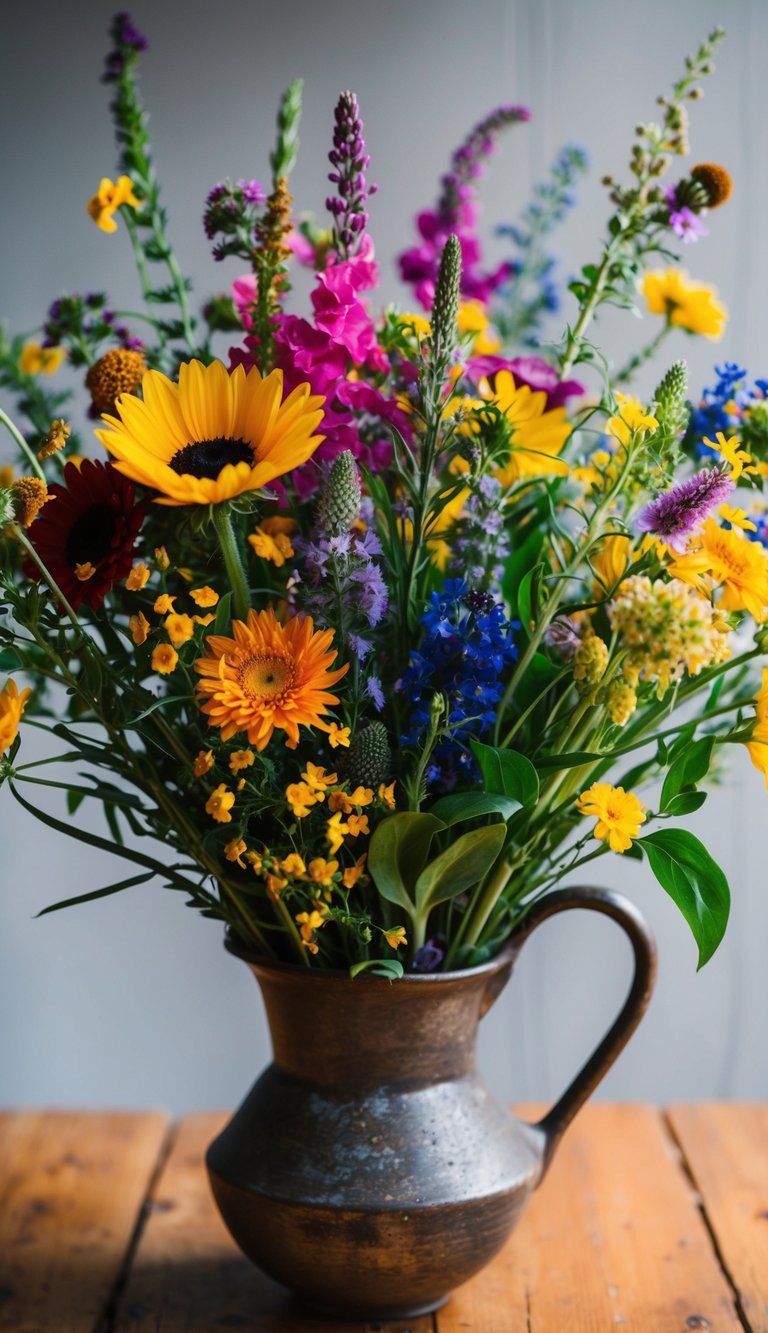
[327,722,351,749]
[281,853,307,879]
[378,781,396,810]
[398,312,432,341]
[87,174,141,233]
[286,781,318,818]
[126,563,150,591]
[248,527,295,567]
[295,909,325,954]
[706,432,758,483]
[575,783,647,853]
[129,611,150,646]
[38,419,71,460]
[205,782,235,824]
[0,679,32,754]
[573,635,609,691]
[192,613,216,626]
[151,643,179,675]
[266,871,288,896]
[326,811,349,855]
[719,504,757,532]
[383,926,408,951]
[164,612,195,647]
[154,546,170,571]
[154,593,176,614]
[11,477,49,528]
[309,857,339,887]
[190,585,219,608]
[342,854,367,889]
[246,848,267,875]
[194,749,214,777]
[229,749,255,773]
[642,268,727,340]
[302,762,338,799]
[19,344,65,376]
[78,565,98,588]
[605,394,658,446]
[260,515,298,538]
[346,813,370,838]
[224,837,248,869]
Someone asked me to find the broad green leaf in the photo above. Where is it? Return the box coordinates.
[0,647,23,670]
[666,723,696,765]
[470,739,539,808]
[414,823,506,917]
[660,735,715,811]
[663,791,708,817]
[213,591,234,634]
[640,828,730,968]
[36,870,155,917]
[428,791,521,826]
[349,958,404,981]
[502,529,544,618]
[517,564,542,637]
[367,812,444,914]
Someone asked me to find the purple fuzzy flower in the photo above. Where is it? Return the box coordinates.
[366,676,385,711]
[635,468,734,551]
[669,207,707,243]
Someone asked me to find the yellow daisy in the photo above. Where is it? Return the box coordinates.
[699,519,768,622]
[194,607,348,750]
[490,370,572,484]
[96,359,325,507]
[641,268,727,340]
[575,783,647,853]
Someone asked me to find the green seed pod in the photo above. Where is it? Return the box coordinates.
[316,450,361,537]
[345,722,391,789]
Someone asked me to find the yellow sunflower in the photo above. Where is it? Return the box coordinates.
[641,268,727,340]
[96,359,325,506]
[490,370,572,484]
[194,607,348,751]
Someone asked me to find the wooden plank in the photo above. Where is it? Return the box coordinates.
[114,1112,435,1333]
[668,1103,768,1332]
[436,1104,744,1332]
[0,1110,169,1333]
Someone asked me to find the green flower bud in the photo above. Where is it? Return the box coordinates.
[316,450,361,537]
[430,235,461,358]
[653,360,689,439]
[344,722,391,790]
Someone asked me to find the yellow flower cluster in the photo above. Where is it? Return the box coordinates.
[608,575,731,696]
[573,634,609,692]
[605,394,658,446]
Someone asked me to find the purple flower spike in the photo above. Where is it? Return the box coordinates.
[635,468,735,552]
[326,91,376,260]
[102,12,149,82]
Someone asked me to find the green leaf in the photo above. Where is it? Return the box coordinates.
[349,958,404,981]
[35,870,155,917]
[514,652,562,714]
[640,828,730,968]
[0,648,23,670]
[517,564,542,637]
[663,791,708,817]
[414,823,506,917]
[428,791,521,826]
[214,591,233,634]
[367,812,444,914]
[129,695,189,724]
[536,750,601,769]
[660,735,715,811]
[502,529,544,619]
[470,739,539,808]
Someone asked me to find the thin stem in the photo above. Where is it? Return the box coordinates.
[213,506,250,620]
[12,524,81,627]
[612,322,671,387]
[0,408,45,480]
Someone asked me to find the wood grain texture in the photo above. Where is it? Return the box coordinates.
[113,1112,436,1333]
[0,1109,169,1333]
[438,1104,745,1332]
[668,1103,768,1332]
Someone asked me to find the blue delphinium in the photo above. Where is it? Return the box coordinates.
[688,363,768,457]
[399,580,518,789]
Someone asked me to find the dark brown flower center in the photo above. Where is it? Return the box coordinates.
[65,503,116,568]
[169,437,253,480]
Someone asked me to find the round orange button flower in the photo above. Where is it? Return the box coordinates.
[96,359,325,506]
[194,608,348,751]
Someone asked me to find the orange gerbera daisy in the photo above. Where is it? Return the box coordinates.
[194,608,348,750]
[96,359,325,506]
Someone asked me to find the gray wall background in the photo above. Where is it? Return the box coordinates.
[1,0,766,1113]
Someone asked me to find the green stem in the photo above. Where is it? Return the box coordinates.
[213,506,250,620]
[0,408,45,481]
[612,322,671,387]
[453,856,515,957]
[12,524,80,627]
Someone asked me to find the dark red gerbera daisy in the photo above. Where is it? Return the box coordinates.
[26,459,144,611]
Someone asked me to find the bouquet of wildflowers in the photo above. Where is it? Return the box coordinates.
[1,18,765,977]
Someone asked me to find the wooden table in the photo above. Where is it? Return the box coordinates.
[1,1104,766,1332]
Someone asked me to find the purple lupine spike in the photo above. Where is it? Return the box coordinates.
[325,91,377,260]
[438,104,531,226]
[102,12,149,82]
[635,467,735,551]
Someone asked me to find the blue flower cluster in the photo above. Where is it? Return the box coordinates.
[399,579,519,789]
[689,363,768,454]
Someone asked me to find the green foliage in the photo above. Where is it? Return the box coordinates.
[470,740,539,808]
[640,829,730,968]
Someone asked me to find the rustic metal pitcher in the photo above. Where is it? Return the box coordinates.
[206,885,657,1319]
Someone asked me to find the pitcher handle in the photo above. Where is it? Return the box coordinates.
[510,885,657,1175]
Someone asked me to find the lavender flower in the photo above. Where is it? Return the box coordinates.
[102,12,148,83]
[203,179,266,260]
[411,937,446,973]
[635,468,734,551]
[326,92,377,260]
